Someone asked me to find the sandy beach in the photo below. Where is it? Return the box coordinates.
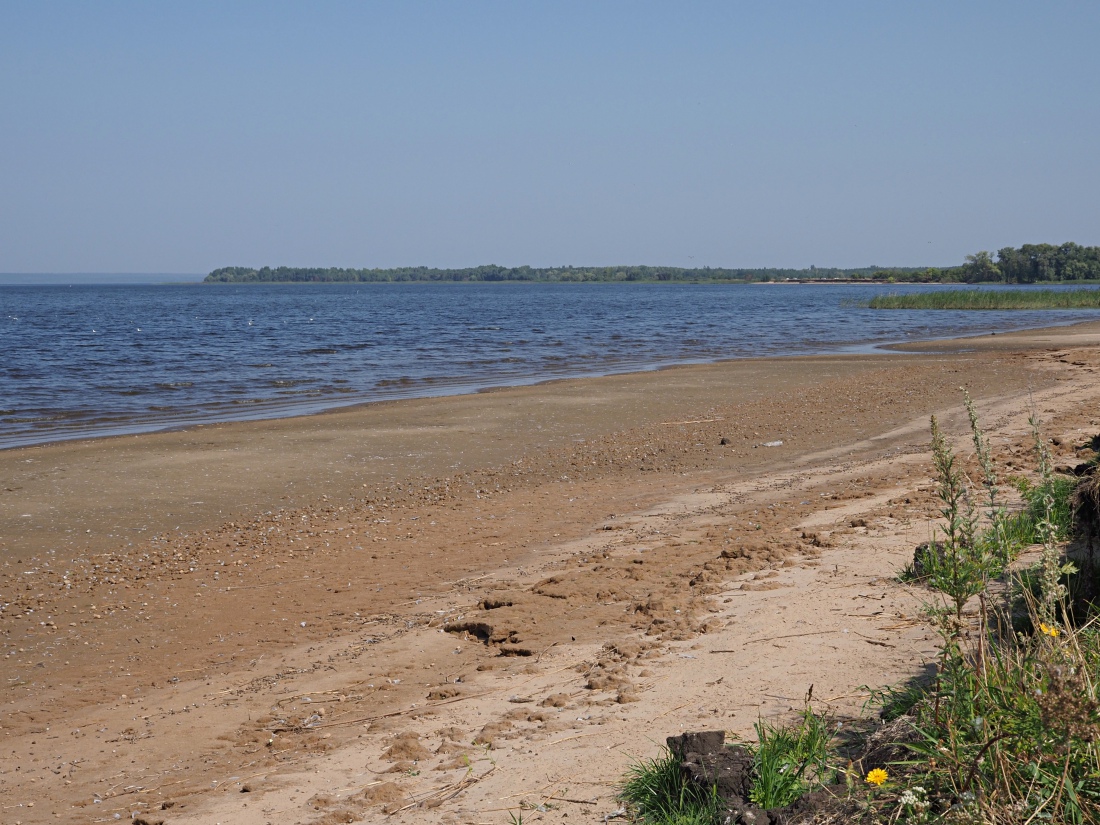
[3,321,1100,824]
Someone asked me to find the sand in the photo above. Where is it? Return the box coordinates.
[2,322,1100,824]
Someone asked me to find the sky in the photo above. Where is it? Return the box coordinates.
[1,1,1098,275]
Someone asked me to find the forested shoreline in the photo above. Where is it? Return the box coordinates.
[204,242,1100,284]
[204,263,895,283]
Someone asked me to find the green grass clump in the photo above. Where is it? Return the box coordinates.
[1000,473,1077,549]
[619,748,722,825]
[750,706,836,809]
[867,288,1100,310]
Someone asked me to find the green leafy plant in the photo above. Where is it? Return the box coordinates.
[748,705,835,809]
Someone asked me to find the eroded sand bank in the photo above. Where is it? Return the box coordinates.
[2,322,1100,824]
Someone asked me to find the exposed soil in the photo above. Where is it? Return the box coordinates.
[2,323,1100,824]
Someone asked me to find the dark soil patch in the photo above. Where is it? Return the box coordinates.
[667,731,858,825]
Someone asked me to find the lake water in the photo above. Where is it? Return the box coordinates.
[3,282,1097,449]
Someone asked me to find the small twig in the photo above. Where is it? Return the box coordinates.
[536,641,558,663]
[548,730,605,746]
[652,701,692,720]
[852,630,895,647]
[390,766,495,812]
[711,629,835,650]
[548,796,598,805]
[500,768,589,800]
[822,691,871,702]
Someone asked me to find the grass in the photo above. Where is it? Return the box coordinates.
[619,748,722,825]
[1001,473,1077,546]
[617,397,1100,824]
[866,288,1100,310]
[750,705,836,809]
[888,619,1100,824]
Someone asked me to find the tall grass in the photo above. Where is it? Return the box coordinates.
[896,619,1100,823]
[867,288,1100,310]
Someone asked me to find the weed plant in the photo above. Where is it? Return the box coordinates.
[893,612,1100,823]
[921,415,1001,626]
[999,473,1076,546]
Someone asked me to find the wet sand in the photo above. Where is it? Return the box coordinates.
[2,321,1100,823]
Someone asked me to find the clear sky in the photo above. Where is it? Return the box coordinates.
[2,1,1097,274]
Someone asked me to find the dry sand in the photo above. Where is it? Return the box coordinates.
[2,322,1100,824]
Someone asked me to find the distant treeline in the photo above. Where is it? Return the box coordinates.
[204,243,1100,284]
[872,243,1100,284]
[204,264,898,284]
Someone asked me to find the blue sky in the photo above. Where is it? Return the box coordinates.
[1,1,1097,273]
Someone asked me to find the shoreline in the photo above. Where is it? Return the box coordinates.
[3,320,1100,823]
[5,316,1099,453]
[3,320,1099,567]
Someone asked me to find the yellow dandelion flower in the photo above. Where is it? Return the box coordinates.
[865,768,888,786]
[1039,622,1060,638]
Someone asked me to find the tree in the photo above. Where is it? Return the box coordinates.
[962,250,1000,282]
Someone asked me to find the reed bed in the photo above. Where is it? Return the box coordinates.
[867,288,1100,310]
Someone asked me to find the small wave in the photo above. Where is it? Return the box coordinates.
[302,348,339,355]
[156,381,194,390]
[376,376,416,388]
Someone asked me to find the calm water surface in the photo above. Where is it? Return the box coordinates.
[3,282,1097,449]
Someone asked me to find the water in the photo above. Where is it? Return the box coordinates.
[3,281,1097,449]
